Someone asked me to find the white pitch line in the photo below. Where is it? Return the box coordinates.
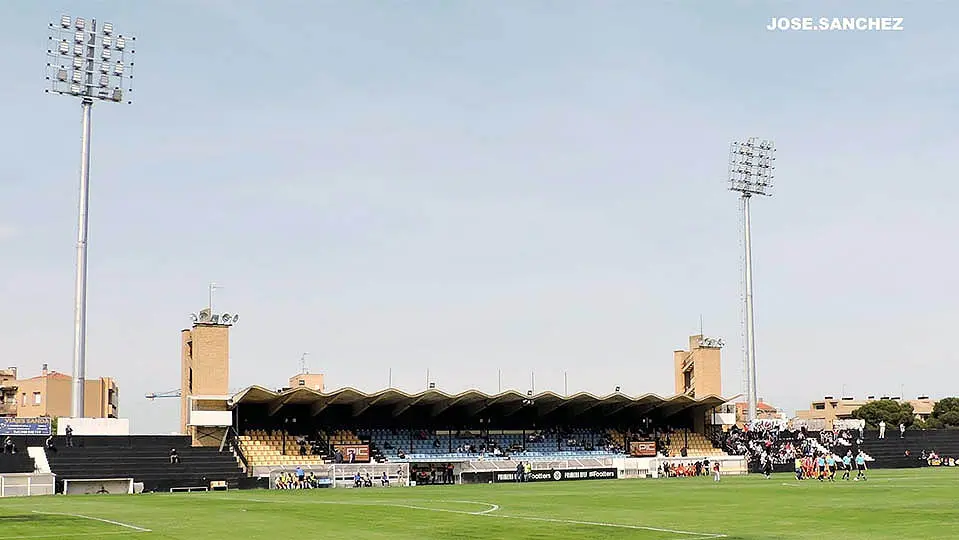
[221,496,725,538]
[30,511,151,533]
[446,500,500,515]
[0,532,134,539]
[478,513,726,538]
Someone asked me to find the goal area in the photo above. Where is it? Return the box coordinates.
[63,478,134,495]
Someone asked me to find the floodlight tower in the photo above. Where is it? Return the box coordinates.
[45,15,136,418]
[728,138,776,422]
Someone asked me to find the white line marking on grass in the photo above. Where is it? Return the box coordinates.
[30,511,151,533]
[0,532,135,539]
[221,497,724,537]
[445,500,500,515]
[478,513,726,538]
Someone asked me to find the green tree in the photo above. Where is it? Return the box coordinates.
[918,417,944,429]
[852,400,915,428]
[932,398,959,424]
[938,411,959,427]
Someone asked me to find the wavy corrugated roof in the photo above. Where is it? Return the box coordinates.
[229,385,727,419]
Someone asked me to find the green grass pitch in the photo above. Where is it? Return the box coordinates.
[0,469,955,539]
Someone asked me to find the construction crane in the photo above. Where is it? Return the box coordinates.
[145,389,181,400]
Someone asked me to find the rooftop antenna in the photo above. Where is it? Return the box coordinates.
[728,137,777,422]
[208,282,221,314]
[300,352,309,375]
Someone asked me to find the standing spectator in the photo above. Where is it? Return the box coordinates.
[295,466,305,487]
[899,423,906,438]
[65,425,74,447]
[878,421,886,439]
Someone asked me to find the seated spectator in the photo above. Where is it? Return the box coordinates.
[44,435,57,453]
[3,437,15,454]
[169,448,180,464]
[354,472,362,487]
[299,442,307,456]
[381,471,389,486]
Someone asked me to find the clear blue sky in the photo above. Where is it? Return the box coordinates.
[1,1,955,433]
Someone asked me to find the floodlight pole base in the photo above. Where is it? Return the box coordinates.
[71,98,93,419]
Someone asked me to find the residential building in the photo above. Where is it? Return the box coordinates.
[734,400,781,424]
[0,364,118,419]
[289,372,324,392]
[795,395,937,429]
[0,368,18,417]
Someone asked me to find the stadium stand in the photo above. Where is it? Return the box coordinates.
[368,427,621,461]
[228,386,733,487]
[858,430,959,468]
[238,430,326,467]
[45,435,246,492]
[0,453,36,474]
[666,431,727,457]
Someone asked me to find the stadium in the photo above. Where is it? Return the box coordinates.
[3,5,959,540]
[3,318,959,539]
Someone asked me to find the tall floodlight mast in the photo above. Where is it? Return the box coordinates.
[45,15,136,417]
[728,138,776,422]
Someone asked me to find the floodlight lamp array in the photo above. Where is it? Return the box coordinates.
[728,138,776,196]
[45,15,135,104]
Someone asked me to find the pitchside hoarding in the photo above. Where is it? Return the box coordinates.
[0,417,52,436]
[629,441,656,457]
[335,444,371,463]
[461,467,618,484]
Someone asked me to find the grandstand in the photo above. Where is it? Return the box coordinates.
[0,452,36,474]
[229,385,732,478]
[44,435,247,492]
